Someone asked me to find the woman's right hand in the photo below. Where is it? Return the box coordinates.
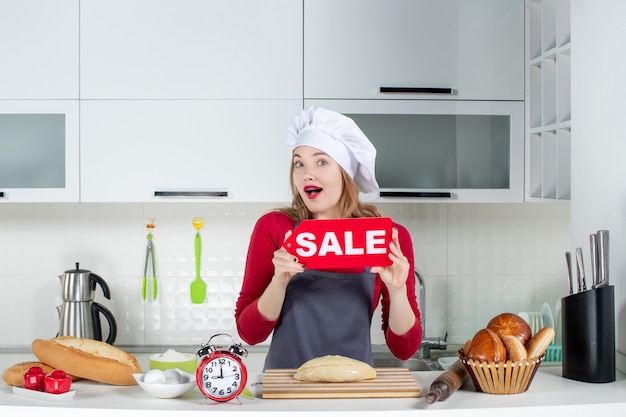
[272,230,305,285]
[257,230,305,321]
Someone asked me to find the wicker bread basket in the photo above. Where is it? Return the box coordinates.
[457,349,543,395]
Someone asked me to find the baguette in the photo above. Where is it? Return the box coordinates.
[31,336,142,386]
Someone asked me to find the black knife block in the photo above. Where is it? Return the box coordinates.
[561,285,615,383]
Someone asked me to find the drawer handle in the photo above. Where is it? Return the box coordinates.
[380,191,452,198]
[154,190,229,198]
[0,191,4,198]
[379,87,454,94]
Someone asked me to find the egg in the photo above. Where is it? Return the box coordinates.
[143,369,167,384]
[164,369,183,385]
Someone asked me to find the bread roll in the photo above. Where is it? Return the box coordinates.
[487,313,532,345]
[500,334,528,362]
[2,361,54,386]
[2,361,82,386]
[293,355,376,382]
[525,327,555,359]
[462,339,472,356]
[32,336,142,386]
[467,328,507,363]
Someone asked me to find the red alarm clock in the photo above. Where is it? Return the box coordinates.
[195,333,248,402]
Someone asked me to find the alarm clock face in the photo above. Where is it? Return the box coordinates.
[196,353,248,402]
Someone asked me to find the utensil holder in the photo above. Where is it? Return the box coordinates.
[561,285,615,383]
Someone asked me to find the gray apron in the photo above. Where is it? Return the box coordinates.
[263,268,376,370]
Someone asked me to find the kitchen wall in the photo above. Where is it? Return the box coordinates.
[571,0,626,373]
[0,201,569,348]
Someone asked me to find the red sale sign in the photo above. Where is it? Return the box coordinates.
[282,217,393,269]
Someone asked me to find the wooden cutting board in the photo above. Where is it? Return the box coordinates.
[262,367,420,399]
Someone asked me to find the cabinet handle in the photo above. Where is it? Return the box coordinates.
[154,190,228,198]
[379,87,454,94]
[380,191,452,198]
[0,191,4,198]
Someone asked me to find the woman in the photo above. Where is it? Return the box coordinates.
[234,107,422,370]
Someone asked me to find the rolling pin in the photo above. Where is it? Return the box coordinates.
[425,360,469,404]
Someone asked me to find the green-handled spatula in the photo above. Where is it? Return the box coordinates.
[190,217,206,304]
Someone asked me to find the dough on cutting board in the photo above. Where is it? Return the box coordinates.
[293,355,376,382]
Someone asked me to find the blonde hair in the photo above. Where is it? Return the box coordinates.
[275,162,381,221]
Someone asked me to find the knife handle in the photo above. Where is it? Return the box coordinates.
[565,251,574,294]
[575,247,586,292]
[589,234,598,288]
[597,230,609,287]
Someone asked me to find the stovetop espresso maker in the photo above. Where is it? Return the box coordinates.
[57,262,117,344]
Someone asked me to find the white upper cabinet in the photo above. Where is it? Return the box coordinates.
[80,100,299,203]
[526,0,571,203]
[0,0,79,99]
[80,0,302,99]
[304,0,524,101]
[307,99,525,203]
[0,100,80,202]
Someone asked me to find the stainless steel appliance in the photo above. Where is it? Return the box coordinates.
[56,263,117,344]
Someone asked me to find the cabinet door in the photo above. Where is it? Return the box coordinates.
[80,0,302,99]
[304,0,524,101]
[0,100,80,202]
[0,0,79,99]
[306,99,524,203]
[80,100,300,203]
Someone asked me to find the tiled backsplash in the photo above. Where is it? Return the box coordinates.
[0,202,570,348]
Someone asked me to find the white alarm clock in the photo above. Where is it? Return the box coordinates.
[195,333,248,402]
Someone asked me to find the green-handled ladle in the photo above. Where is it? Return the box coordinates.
[190,217,206,304]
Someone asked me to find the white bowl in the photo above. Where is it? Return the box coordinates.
[133,369,197,399]
[437,356,458,370]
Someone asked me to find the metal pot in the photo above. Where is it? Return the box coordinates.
[56,263,117,344]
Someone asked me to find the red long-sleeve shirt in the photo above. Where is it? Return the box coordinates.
[234,211,422,360]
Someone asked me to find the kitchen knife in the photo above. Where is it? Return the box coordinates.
[565,251,574,294]
[575,247,587,292]
[589,233,598,288]
[596,230,609,287]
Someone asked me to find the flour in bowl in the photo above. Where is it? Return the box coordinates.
[151,349,195,362]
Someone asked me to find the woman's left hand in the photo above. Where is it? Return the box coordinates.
[370,227,410,292]
[371,227,416,336]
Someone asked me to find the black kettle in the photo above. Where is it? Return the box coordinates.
[56,263,117,344]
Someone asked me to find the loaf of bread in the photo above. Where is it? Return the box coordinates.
[293,355,376,382]
[487,312,532,345]
[525,326,556,359]
[467,328,507,363]
[31,336,142,386]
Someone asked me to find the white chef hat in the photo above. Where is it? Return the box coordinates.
[286,107,379,193]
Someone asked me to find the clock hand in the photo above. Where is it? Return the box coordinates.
[210,363,225,379]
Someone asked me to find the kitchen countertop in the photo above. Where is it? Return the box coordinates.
[2,350,626,416]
